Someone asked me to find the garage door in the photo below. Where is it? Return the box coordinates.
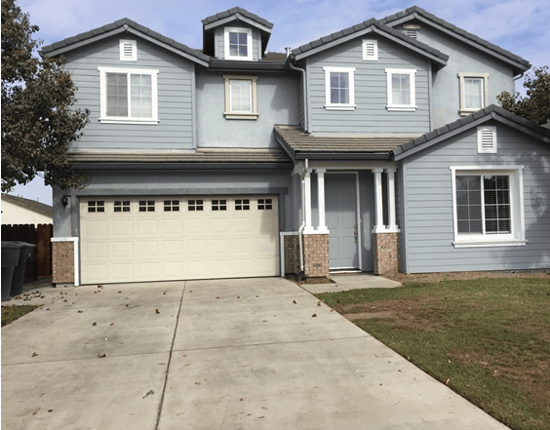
[80,196,279,285]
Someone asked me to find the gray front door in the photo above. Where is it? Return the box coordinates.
[325,173,359,269]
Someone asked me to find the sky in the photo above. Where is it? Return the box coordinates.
[6,0,550,206]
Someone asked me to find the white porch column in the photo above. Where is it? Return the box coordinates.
[372,168,385,232]
[304,169,314,234]
[315,168,329,233]
[386,168,399,231]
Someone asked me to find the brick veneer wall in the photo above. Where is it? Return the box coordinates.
[284,234,301,275]
[373,232,400,275]
[52,242,74,284]
[303,234,329,278]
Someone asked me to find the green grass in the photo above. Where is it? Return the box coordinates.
[317,278,550,430]
[1,304,38,327]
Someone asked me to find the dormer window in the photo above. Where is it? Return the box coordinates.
[224,27,252,61]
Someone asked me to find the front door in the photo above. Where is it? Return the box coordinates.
[325,173,359,269]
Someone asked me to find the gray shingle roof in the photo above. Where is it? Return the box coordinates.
[380,6,531,73]
[274,126,412,160]
[41,18,210,64]
[393,104,550,159]
[292,18,448,64]
[69,149,291,164]
[1,194,53,218]
[201,7,273,29]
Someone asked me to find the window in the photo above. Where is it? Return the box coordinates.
[139,200,155,212]
[458,73,488,115]
[477,126,497,153]
[164,200,180,212]
[223,75,258,119]
[98,67,159,123]
[119,40,137,61]
[235,199,250,211]
[212,200,227,211]
[385,69,416,111]
[188,200,203,211]
[451,166,526,247]
[323,67,356,110]
[258,198,272,210]
[362,40,378,60]
[88,201,105,213]
[114,200,131,212]
[224,27,252,61]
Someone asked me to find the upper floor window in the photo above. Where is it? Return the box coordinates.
[224,27,252,61]
[98,67,159,124]
[323,67,356,110]
[385,69,416,111]
[223,75,258,119]
[458,73,489,116]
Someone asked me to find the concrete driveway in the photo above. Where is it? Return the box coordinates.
[2,278,508,430]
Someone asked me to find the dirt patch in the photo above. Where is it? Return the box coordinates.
[384,270,550,284]
[343,311,392,321]
[285,275,335,285]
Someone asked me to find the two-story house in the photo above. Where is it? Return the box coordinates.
[43,6,550,286]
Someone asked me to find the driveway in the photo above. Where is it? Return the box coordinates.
[2,278,508,429]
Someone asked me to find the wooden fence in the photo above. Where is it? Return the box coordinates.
[1,223,53,277]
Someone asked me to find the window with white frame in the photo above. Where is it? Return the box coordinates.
[224,27,252,61]
[362,40,378,61]
[385,68,416,111]
[323,67,356,110]
[223,75,258,119]
[458,73,488,115]
[451,166,526,247]
[98,67,158,123]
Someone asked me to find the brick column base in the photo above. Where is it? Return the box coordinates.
[283,234,300,275]
[303,234,329,278]
[373,232,400,275]
[52,242,75,284]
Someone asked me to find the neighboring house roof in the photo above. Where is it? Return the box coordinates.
[274,126,412,161]
[380,6,531,76]
[69,149,292,166]
[1,194,53,218]
[292,18,448,67]
[393,104,550,160]
[41,18,210,67]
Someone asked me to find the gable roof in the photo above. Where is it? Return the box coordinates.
[1,194,53,218]
[393,105,550,160]
[274,126,412,161]
[380,6,531,76]
[292,18,448,67]
[41,18,210,67]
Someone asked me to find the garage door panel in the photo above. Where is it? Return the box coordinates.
[80,195,279,284]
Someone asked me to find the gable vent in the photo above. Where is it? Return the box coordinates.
[362,40,378,61]
[405,29,417,39]
[403,24,421,39]
[120,40,137,61]
[477,126,497,153]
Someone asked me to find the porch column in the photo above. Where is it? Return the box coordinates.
[304,169,314,234]
[386,168,399,231]
[315,168,329,233]
[372,168,384,232]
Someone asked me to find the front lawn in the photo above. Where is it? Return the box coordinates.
[317,277,550,430]
[1,305,38,327]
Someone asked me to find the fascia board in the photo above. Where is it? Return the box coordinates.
[204,14,272,34]
[44,27,126,56]
[71,162,292,171]
[294,152,392,160]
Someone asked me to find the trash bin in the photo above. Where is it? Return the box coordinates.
[11,242,37,297]
[1,242,22,301]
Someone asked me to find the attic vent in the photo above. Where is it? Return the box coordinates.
[403,24,421,39]
[362,40,378,61]
[406,29,417,39]
[120,40,137,61]
[477,126,497,153]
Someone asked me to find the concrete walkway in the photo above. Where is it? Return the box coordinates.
[2,278,508,429]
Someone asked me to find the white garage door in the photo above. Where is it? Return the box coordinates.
[80,196,279,285]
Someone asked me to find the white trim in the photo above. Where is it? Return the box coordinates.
[224,27,253,61]
[458,73,489,115]
[316,168,329,233]
[304,170,314,234]
[450,165,526,248]
[98,67,159,123]
[119,39,137,61]
[477,126,497,153]
[323,66,356,110]
[50,237,80,286]
[362,40,378,61]
[385,68,417,111]
[223,75,258,119]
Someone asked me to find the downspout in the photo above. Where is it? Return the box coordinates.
[289,60,309,133]
[298,159,309,274]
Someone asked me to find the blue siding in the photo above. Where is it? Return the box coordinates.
[64,35,195,151]
[400,123,550,273]
[306,36,431,135]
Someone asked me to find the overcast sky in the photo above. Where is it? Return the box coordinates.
[7,0,550,205]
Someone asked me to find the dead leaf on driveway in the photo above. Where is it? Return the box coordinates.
[312,314,317,317]
[97,353,106,358]
[155,309,160,314]
[92,322,97,326]
[32,407,40,415]
[32,352,38,357]
[195,382,201,385]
